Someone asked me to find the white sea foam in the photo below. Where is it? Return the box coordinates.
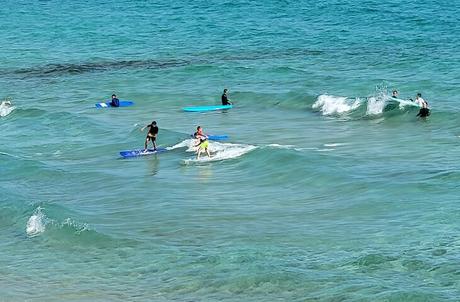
[366,96,386,115]
[0,101,15,117]
[267,144,297,149]
[182,141,257,164]
[167,139,196,151]
[312,94,361,115]
[62,218,90,234]
[323,143,346,147]
[316,148,335,152]
[26,207,46,237]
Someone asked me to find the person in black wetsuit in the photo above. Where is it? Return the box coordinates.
[391,90,399,99]
[221,89,232,105]
[110,94,120,107]
[141,121,159,150]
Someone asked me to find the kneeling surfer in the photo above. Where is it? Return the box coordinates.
[141,121,159,151]
[194,126,211,159]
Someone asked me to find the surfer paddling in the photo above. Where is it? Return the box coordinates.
[194,126,211,159]
[110,94,120,107]
[141,121,159,151]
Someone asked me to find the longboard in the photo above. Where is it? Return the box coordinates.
[120,147,167,158]
[183,105,232,112]
[96,100,134,108]
[389,97,421,108]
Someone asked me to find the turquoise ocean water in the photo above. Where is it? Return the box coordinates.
[1,0,460,300]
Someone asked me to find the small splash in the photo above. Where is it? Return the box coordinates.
[0,100,15,117]
[167,139,195,151]
[366,96,386,115]
[312,94,361,115]
[26,207,46,237]
[61,218,90,234]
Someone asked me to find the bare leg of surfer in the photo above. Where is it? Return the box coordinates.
[205,147,211,158]
[197,147,202,159]
[144,137,149,151]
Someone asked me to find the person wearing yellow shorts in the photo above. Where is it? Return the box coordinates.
[194,126,211,159]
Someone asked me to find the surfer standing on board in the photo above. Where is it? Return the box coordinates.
[141,121,158,151]
[221,89,232,105]
[194,126,211,159]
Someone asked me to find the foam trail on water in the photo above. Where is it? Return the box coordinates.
[323,143,346,147]
[26,207,46,237]
[182,141,257,164]
[267,144,297,149]
[312,94,361,115]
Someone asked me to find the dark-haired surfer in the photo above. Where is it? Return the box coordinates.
[221,89,232,105]
[414,93,430,117]
[141,121,158,151]
[110,94,120,107]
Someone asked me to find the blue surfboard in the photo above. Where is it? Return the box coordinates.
[120,147,167,158]
[96,100,134,108]
[190,134,229,141]
[183,105,233,112]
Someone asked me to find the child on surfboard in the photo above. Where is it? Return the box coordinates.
[194,126,211,159]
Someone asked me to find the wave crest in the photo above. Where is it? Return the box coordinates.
[26,207,46,237]
[312,94,362,115]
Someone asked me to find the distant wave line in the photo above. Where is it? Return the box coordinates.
[5,58,191,78]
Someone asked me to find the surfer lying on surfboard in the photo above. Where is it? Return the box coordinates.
[110,94,120,107]
[194,126,211,159]
[141,121,159,151]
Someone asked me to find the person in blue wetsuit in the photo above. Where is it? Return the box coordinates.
[141,121,159,151]
[221,89,232,105]
[110,94,120,107]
